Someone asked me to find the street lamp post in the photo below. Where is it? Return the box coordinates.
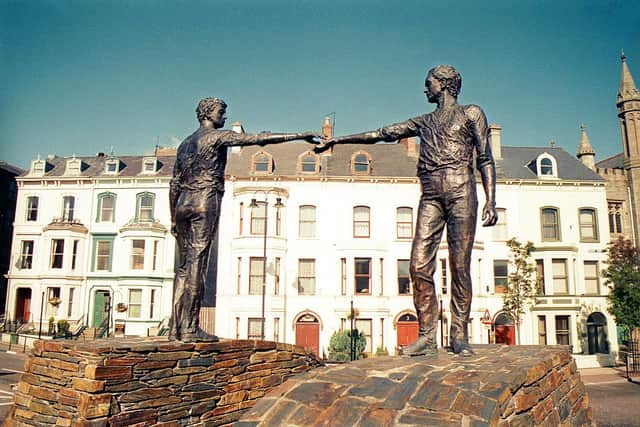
[250,193,284,341]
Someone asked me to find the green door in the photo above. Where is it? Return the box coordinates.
[93,291,110,328]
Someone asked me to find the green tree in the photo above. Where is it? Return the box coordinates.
[602,237,640,340]
[502,238,537,345]
[327,329,366,362]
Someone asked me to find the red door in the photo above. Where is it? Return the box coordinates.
[296,321,320,356]
[15,288,32,323]
[397,322,419,347]
[495,325,515,345]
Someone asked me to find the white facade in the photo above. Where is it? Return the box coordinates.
[215,143,618,366]
[5,155,176,338]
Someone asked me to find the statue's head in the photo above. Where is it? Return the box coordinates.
[196,97,227,128]
[425,65,461,102]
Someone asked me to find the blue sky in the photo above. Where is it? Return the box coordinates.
[1,0,638,169]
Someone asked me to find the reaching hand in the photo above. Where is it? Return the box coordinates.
[481,202,498,227]
[300,132,322,144]
[314,138,337,153]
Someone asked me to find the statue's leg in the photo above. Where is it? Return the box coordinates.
[180,191,222,342]
[405,192,445,356]
[170,208,190,340]
[445,172,478,356]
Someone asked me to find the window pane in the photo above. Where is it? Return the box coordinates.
[552,260,568,293]
[299,206,316,238]
[397,259,410,295]
[584,261,599,294]
[249,257,264,294]
[355,319,372,354]
[51,239,64,268]
[251,202,266,235]
[397,207,413,239]
[100,195,115,222]
[355,258,371,294]
[579,209,596,240]
[298,258,315,296]
[63,196,75,221]
[301,155,317,172]
[354,207,369,221]
[139,195,154,221]
[248,318,263,340]
[542,208,559,240]
[493,260,508,294]
[131,240,145,270]
[20,240,34,269]
[96,240,111,271]
[27,196,39,221]
[128,289,142,318]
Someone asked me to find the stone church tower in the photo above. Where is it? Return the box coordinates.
[617,52,640,244]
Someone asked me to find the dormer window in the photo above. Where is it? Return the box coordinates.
[298,151,319,174]
[30,159,50,176]
[142,157,157,174]
[533,153,558,178]
[351,152,371,175]
[252,151,274,174]
[105,159,121,174]
[65,158,83,176]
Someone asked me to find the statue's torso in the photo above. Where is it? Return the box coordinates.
[416,104,475,174]
[176,128,228,192]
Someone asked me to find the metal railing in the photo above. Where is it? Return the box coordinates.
[622,340,639,381]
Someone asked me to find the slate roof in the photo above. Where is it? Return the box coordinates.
[19,155,176,178]
[595,153,624,170]
[498,146,603,181]
[227,141,604,182]
[0,161,26,176]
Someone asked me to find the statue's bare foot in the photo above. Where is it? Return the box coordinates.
[401,336,437,357]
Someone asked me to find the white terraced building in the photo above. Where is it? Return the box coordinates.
[214,121,618,368]
[5,152,177,338]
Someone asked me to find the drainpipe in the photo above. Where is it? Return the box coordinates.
[628,186,637,246]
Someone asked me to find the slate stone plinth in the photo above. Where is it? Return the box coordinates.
[238,345,595,426]
[2,337,321,427]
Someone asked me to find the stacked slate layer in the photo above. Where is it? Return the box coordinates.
[238,345,594,427]
[3,337,321,427]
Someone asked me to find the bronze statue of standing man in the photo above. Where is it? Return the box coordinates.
[170,97,319,342]
[318,65,497,356]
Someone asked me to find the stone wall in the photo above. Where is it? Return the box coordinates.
[238,345,594,426]
[3,337,321,427]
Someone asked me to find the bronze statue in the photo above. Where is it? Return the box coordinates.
[170,97,319,342]
[317,65,497,356]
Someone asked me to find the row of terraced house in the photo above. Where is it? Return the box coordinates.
[2,54,640,369]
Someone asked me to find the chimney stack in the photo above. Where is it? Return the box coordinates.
[399,137,418,157]
[488,124,502,160]
[322,117,333,139]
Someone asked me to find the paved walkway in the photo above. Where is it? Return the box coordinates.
[578,366,632,385]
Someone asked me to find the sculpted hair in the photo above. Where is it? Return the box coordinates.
[196,97,227,123]
[428,65,462,97]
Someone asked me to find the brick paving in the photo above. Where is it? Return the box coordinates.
[237,345,594,427]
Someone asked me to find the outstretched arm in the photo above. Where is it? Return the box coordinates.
[315,118,420,152]
[221,131,320,147]
[468,105,497,226]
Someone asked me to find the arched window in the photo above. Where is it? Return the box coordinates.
[252,151,273,174]
[396,207,413,239]
[353,206,370,237]
[578,208,598,242]
[97,192,116,222]
[351,152,371,175]
[534,153,558,178]
[540,207,560,241]
[586,312,608,354]
[298,151,319,174]
[136,192,155,222]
